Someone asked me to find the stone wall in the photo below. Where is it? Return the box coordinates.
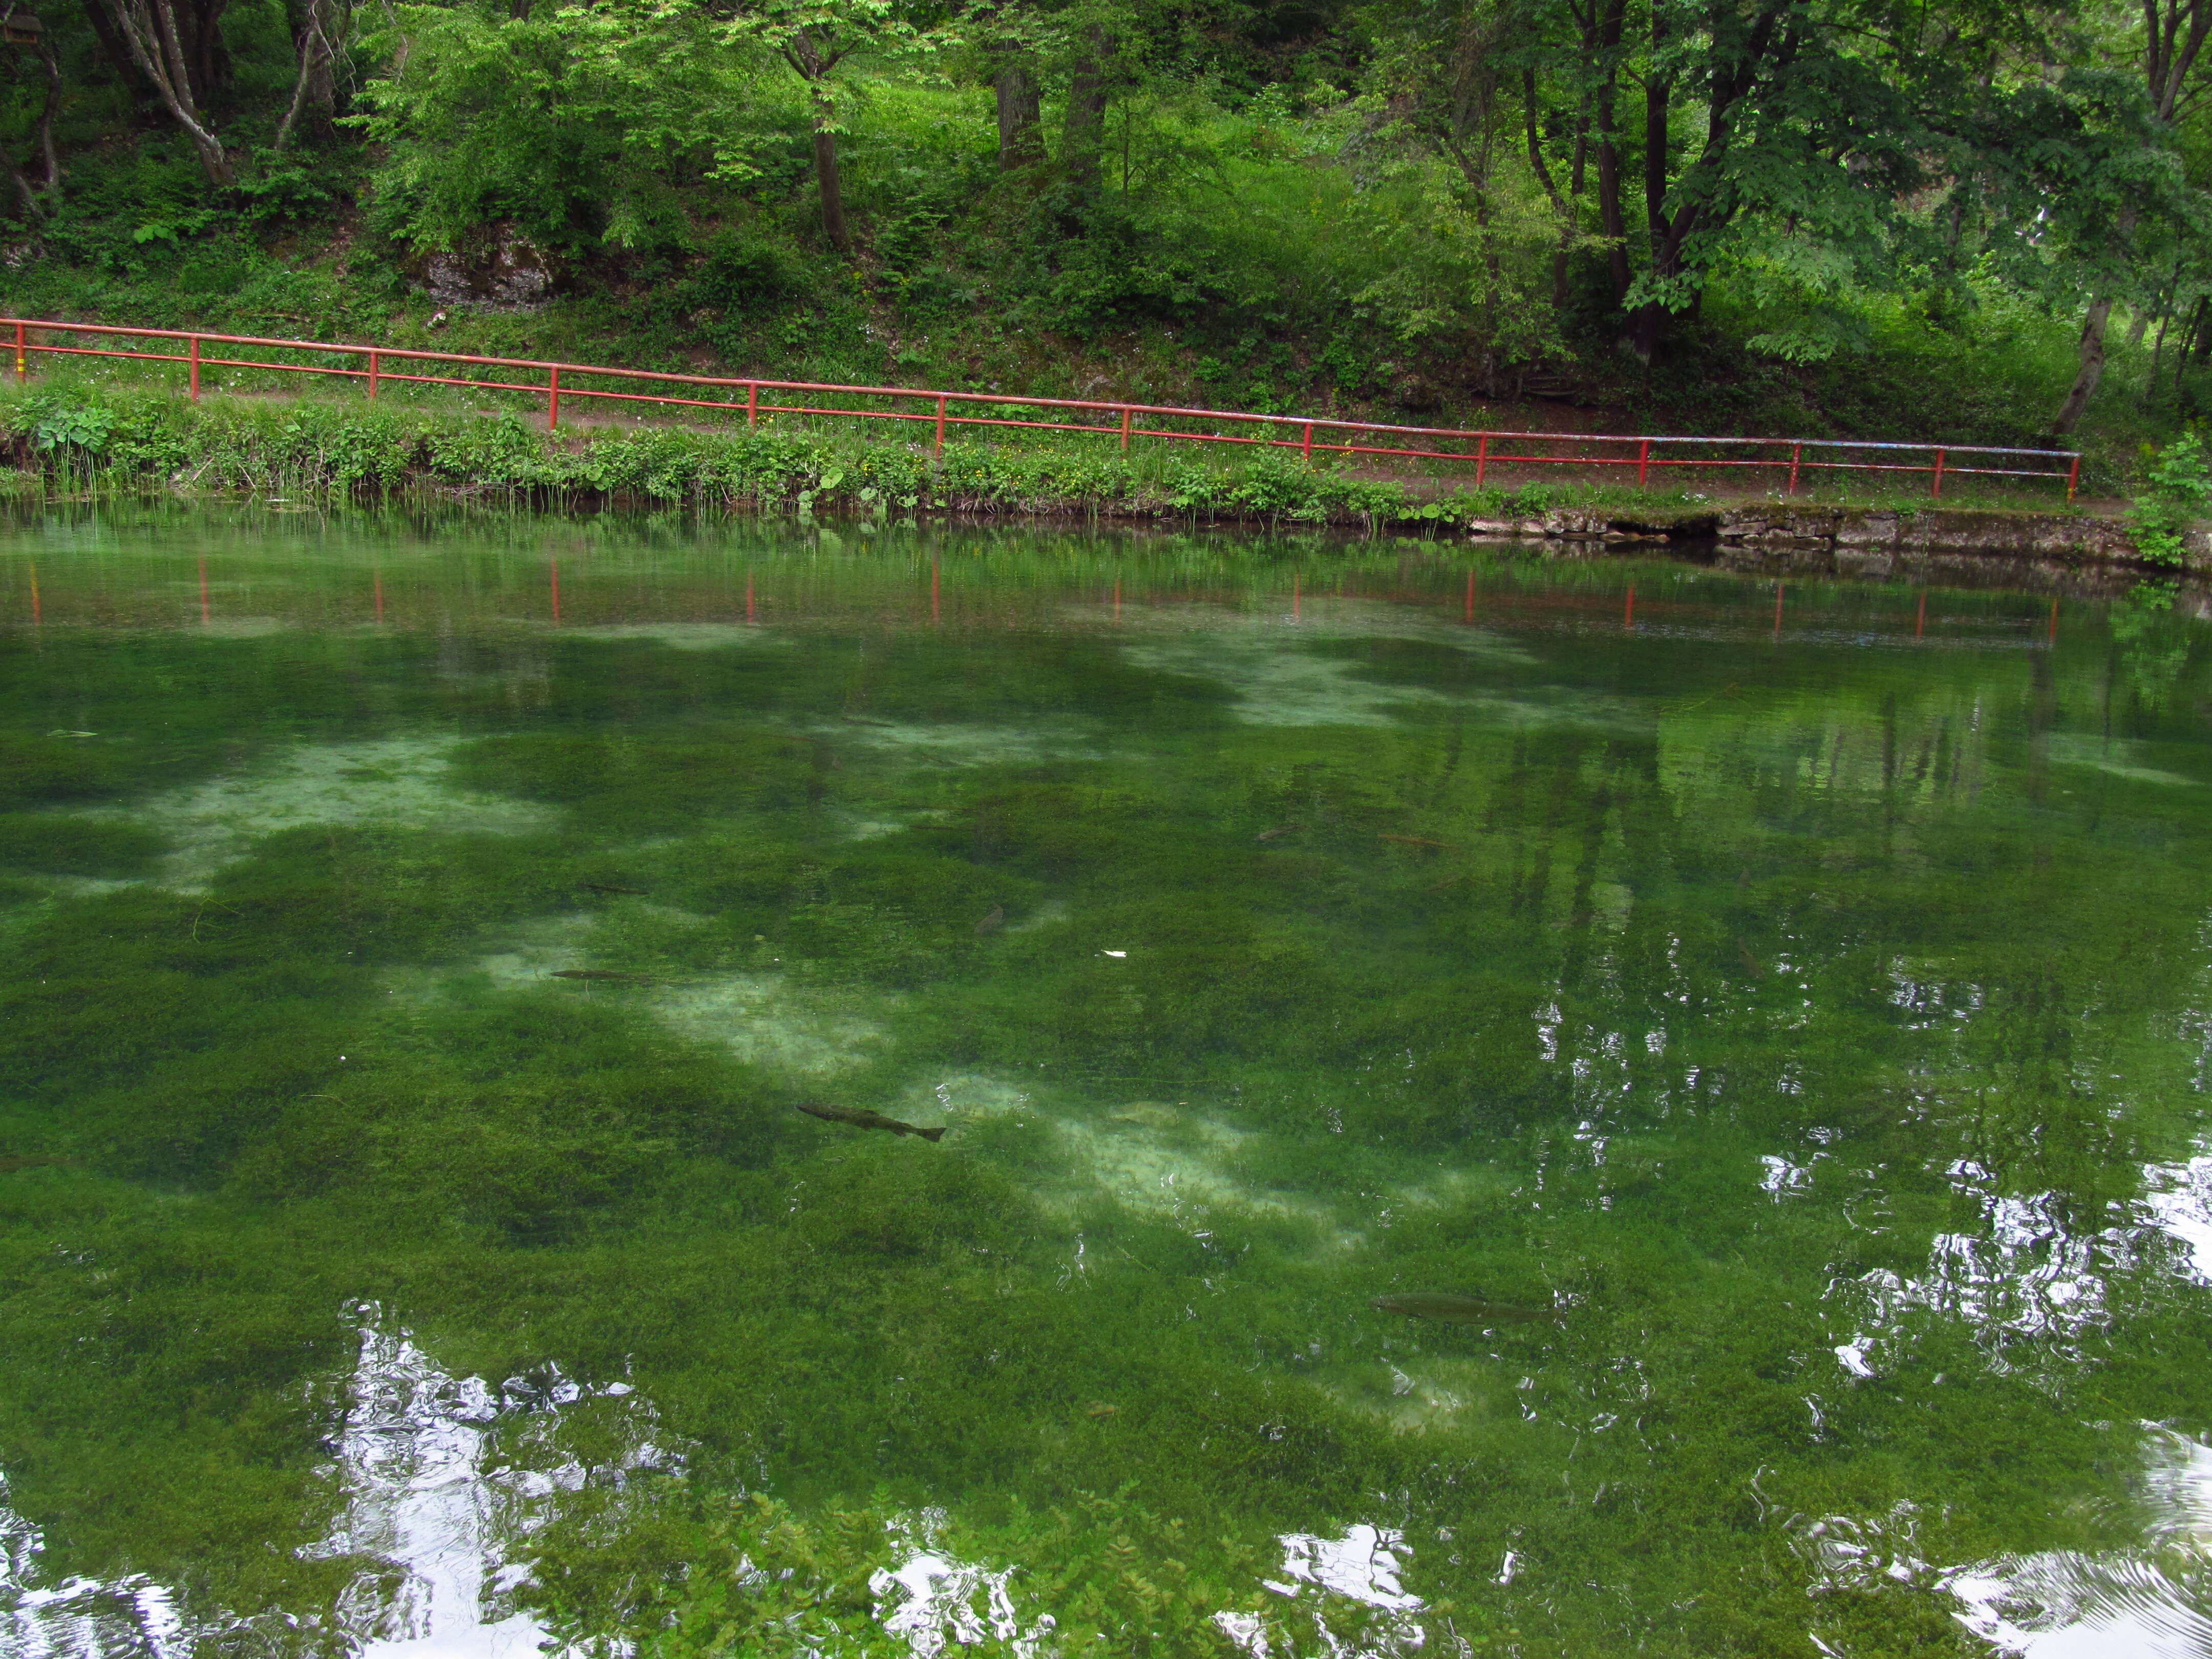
[1465,501,2207,575]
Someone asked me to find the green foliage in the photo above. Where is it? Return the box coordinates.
[350,0,757,254]
[2128,431,2212,565]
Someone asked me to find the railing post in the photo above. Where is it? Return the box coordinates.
[2066,454,2080,505]
[1636,437,1650,488]
[1787,442,1802,496]
[934,393,947,458]
[1476,434,1488,488]
[1301,420,1313,463]
[12,320,24,380]
[1931,447,1945,498]
[368,350,379,401]
[747,382,758,428]
[1120,407,1133,452]
[548,366,560,431]
[188,333,200,403]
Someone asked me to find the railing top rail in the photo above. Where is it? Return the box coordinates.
[0,315,2079,465]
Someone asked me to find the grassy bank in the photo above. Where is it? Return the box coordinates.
[0,380,2096,532]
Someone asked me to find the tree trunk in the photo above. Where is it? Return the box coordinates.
[1062,28,1112,186]
[33,44,59,195]
[1523,67,1587,313]
[2146,257,2185,405]
[275,0,343,152]
[5,35,65,212]
[2050,297,2115,436]
[112,0,233,184]
[812,89,850,252]
[1591,0,1630,303]
[1643,33,1669,252]
[0,147,39,220]
[995,60,1041,170]
[182,0,228,99]
[782,30,853,254]
[1623,8,1672,356]
[80,0,152,99]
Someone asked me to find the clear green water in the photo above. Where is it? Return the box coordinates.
[3,509,2212,1658]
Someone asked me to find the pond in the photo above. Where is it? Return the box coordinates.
[2,507,2210,1659]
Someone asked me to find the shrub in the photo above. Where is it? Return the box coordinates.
[2126,431,2212,566]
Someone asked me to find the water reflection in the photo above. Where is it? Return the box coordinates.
[1,1307,673,1659]
[6,514,2212,1654]
[1796,1430,2212,1657]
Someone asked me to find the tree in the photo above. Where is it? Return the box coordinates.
[103,0,233,182]
[961,0,1045,169]
[733,0,942,250]
[275,0,352,153]
[2049,0,2212,432]
[0,5,63,218]
[352,0,750,254]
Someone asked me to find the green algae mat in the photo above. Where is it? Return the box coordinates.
[3,509,2212,1658]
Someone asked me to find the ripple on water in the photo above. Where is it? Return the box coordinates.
[1793,1431,2212,1659]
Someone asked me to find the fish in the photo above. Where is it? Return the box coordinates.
[1256,824,1301,842]
[580,882,644,896]
[1736,938,1764,977]
[1379,835,1448,849]
[1086,1401,1119,1418]
[549,969,653,984]
[975,904,1007,936]
[1110,1102,1180,1130]
[796,1101,946,1142]
[1369,1292,1563,1326]
[0,1155,68,1173]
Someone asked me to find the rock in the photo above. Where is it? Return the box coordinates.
[409,223,556,312]
[1832,511,1896,548]
[1540,509,1608,538]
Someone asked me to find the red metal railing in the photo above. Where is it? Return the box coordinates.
[4,316,2083,502]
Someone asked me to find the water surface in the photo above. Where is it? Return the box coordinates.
[3,509,2212,1658]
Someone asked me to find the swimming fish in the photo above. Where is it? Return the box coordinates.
[1369,1292,1562,1326]
[0,1155,68,1173]
[580,882,644,896]
[975,904,1007,935]
[1379,835,1448,849]
[549,969,653,984]
[1736,938,1764,978]
[796,1101,946,1142]
[1110,1102,1180,1130]
[1256,824,1301,842]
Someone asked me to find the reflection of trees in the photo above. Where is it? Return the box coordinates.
[2110,592,2198,714]
[1455,629,2212,1237]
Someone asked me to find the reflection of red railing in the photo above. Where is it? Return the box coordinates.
[5,316,2083,502]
